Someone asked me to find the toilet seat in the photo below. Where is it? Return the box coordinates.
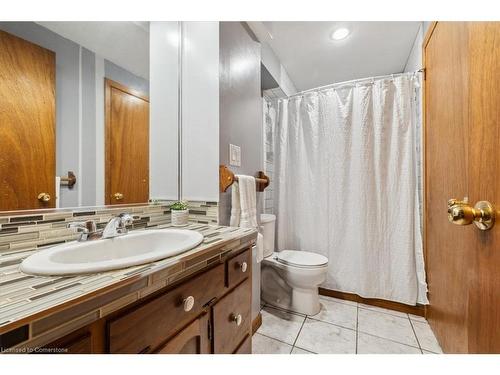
[275,250,328,268]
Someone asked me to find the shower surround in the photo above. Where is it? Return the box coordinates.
[274,73,427,306]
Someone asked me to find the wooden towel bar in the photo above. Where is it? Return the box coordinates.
[219,165,270,193]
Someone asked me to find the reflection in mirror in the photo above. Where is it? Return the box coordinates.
[0,21,179,212]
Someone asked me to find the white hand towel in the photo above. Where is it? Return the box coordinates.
[229,175,264,262]
[230,181,241,227]
[236,175,258,228]
[230,175,257,228]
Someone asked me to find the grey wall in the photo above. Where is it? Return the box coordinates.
[404,23,424,73]
[81,48,97,206]
[0,22,149,208]
[219,22,263,225]
[105,60,149,97]
[219,22,263,320]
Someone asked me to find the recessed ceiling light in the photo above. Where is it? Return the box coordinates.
[331,27,350,41]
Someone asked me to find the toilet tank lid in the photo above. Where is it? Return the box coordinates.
[260,214,276,224]
[277,250,328,267]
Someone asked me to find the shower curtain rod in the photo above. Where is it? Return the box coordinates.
[287,69,424,99]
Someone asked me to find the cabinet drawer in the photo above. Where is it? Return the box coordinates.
[226,248,251,288]
[213,278,251,354]
[108,264,224,353]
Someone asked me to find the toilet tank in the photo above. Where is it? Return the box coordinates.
[260,214,276,258]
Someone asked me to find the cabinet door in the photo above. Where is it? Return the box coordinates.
[213,279,251,354]
[156,314,210,354]
[40,331,92,354]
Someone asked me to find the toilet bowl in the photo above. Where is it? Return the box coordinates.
[260,214,328,315]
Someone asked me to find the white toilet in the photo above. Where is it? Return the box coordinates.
[260,214,328,315]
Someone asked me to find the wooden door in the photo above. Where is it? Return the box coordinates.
[424,21,471,354]
[105,79,149,205]
[466,22,500,353]
[425,22,500,353]
[156,314,211,354]
[0,30,55,210]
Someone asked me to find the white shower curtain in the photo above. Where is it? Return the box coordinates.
[275,74,428,305]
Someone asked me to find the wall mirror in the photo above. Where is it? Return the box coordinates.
[0,21,180,212]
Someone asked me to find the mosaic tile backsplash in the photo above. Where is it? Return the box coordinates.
[0,201,218,256]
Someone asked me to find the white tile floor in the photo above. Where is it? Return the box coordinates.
[253,295,443,354]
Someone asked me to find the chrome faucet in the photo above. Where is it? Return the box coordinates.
[68,220,99,242]
[102,213,135,239]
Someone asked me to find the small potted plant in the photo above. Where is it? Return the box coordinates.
[170,201,189,226]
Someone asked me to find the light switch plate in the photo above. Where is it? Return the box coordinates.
[229,144,241,167]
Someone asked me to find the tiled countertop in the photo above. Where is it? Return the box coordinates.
[0,223,257,346]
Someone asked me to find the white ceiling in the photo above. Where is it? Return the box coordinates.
[36,22,149,80]
[261,22,421,91]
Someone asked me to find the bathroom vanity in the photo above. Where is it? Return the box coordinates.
[0,223,257,354]
[53,248,251,354]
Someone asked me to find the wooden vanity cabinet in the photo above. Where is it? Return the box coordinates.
[155,313,211,354]
[107,263,225,353]
[41,247,253,354]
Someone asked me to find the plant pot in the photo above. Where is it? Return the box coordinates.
[171,209,189,226]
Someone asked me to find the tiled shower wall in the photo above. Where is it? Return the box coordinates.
[0,202,218,257]
[263,99,275,215]
[262,88,284,215]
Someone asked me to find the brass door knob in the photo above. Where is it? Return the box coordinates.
[447,198,495,230]
[37,192,51,202]
[113,192,124,201]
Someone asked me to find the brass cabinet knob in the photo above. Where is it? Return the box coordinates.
[37,192,51,202]
[231,313,242,326]
[113,192,124,201]
[183,296,195,312]
[447,198,495,230]
[238,261,248,273]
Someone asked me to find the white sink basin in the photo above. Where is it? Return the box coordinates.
[20,229,204,276]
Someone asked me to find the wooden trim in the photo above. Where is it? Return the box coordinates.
[423,21,438,50]
[105,78,150,103]
[104,79,112,206]
[421,22,437,321]
[251,312,262,335]
[319,288,425,317]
